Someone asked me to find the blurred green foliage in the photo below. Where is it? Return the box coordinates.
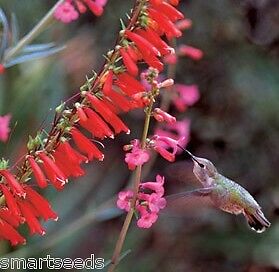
[0,0,278,271]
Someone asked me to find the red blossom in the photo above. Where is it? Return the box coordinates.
[27,156,48,188]
[0,219,26,246]
[125,30,160,58]
[37,152,67,189]
[53,142,86,178]
[120,48,138,76]
[77,106,113,139]
[25,186,58,221]
[150,1,184,22]
[17,200,46,236]
[0,185,21,218]
[116,73,145,95]
[148,8,182,40]
[135,28,173,56]
[86,93,130,135]
[105,90,136,112]
[0,169,25,197]
[102,70,114,95]
[0,208,21,227]
[71,127,104,161]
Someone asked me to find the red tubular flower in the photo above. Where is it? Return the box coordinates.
[126,45,142,62]
[120,47,138,76]
[117,73,145,95]
[37,152,67,189]
[0,185,21,218]
[125,30,164,70]
[0,208,21,227]
[101,97,120,113]
[141,50,164,71]
[57,141,88,164]
[76,107,88,123]
[150,0,163,5]
[53,142,86,178]
[150,1,184,22]
[77,107,111,139]
[25,186,58,221]
[125,30,160,57]
[83,0,103,16]
[148,8,182,40]
[135,28,172,56]
[71,127,104,161]
[103,70,114,95]
[27,156,48,188]
[0,169,25,197]
[86,93,130,134]
[17,200,46,236]
[168,0,179,6]
[0,219,26,246]
[83,107,114,138]
[105,90,134,112]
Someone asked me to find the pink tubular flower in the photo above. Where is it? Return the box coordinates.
[178,45,203,60]
[0,114,11,142]
[146,193,167,213]
[124,140,150,170]
[136,206,158,229]
[173,84,200,112]
[155,118,191,151]
[117,175,166,229]
[152,135,184,162]
[140,174,165,196]
[153,108,176,124]
[176,18,192,30]
[117,190,134,212]
[54,2,79,23]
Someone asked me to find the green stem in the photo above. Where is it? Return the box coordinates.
[3,0,64,63]
[108,101,154,272]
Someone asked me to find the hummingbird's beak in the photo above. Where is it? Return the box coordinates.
[177,144,200,164]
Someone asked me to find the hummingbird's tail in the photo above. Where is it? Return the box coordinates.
[244,208,271,233]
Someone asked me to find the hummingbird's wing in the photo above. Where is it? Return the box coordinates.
[166,187,214,200]
[162,187,216,219]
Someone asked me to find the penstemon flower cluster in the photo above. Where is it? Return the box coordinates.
[0,4,202,270]
[54,0,108,23]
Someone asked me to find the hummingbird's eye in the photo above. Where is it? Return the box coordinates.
[199,163,205,168]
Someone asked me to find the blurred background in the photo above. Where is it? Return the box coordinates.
[0,0,278,271]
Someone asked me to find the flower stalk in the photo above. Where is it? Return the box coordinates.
[108,100,154,272]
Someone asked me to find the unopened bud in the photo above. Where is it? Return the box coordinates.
[159,79,174,88]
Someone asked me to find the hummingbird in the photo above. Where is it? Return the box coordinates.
[169,145,271,233]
